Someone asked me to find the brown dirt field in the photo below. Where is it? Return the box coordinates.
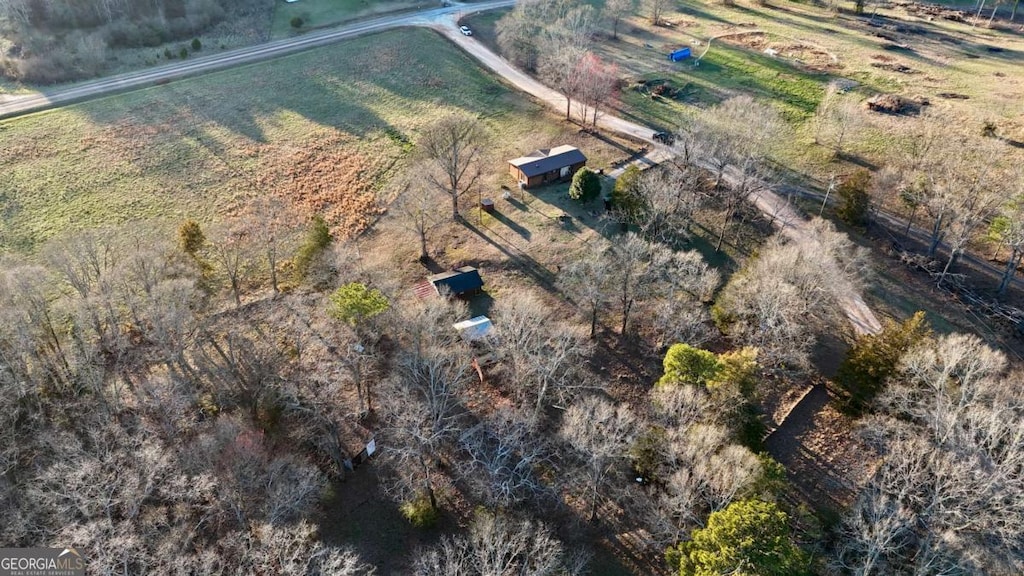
[256,135,391,240]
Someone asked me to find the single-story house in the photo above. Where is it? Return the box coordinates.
[508,145,587,189]
[453,316,494,342]
[428,266,484,297]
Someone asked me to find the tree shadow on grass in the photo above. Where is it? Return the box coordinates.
[490,209,532,241]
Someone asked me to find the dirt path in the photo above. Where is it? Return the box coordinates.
[435,21,882,336]
[764,383,873,513]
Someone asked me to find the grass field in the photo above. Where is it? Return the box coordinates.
[269,0,427,38]
[468,0,1024,183]
[0,28,636,254]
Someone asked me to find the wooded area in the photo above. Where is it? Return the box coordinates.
[2,0,1024,572]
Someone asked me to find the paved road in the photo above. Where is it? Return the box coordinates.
[0,0,516,120]
[434,20,882,335]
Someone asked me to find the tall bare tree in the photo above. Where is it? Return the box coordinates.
[837,333,1024,575]
[560,245,614,338]
[717,219,870,370]
[815,83,865,157]
[205,223,255,308]
[991,192,1024,297]
[539,42,587,120]
[642,0,671,25]
[415,512,582,576]
[420,114,484,221]
[561,395,638,521]
[493,291,593,419]
[242,195,300,296]
[392,175,446,262]
[603,0,635,39]
[381,344,471,510]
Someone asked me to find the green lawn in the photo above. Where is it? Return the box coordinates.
[269,0,429,38]
[0,28,567,253]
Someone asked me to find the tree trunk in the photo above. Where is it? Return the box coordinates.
[590,306,598,339]
[1011,0,1019,21]
[716,203,735,253]
[230,277,241,308]
[354,358,365,416]
[534,380,549,421]
[566,96,572,120]
[451,189,459,221]
[621,299,633,334]
[997,248,1023,297]
[903,207,916,239]
[927,214,944,258]
[937,249,959,288]
[268,253,279,295]
[988,1,1000,25]
[590,470,601,522]
[421,456,438,510]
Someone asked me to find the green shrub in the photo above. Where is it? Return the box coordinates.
[179,46,189,59]
[191,38,202,51]
[293,215,332,280]
[836,311,930,415]
[328,282,390,326]
[835,169,871,228]
[164,47,174,59]
[610,164,645,223]
[672,499,810,576]
[177,219,205,256]
[569,167,601,202]
[630,425,667,482]
[400,494,439,528]
[291,16,304,28]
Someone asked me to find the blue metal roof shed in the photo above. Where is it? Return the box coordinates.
[428,266,484,296]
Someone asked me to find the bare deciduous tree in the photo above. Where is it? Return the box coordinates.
[415,512,581,576]
[717,219,870,370]
[991,191,1024,297]
[561,395,638,521]
[205,223,255,308]
[242,195,300,296]
[560,245,614,338]
[606,233,719,335]
[642,0,671,25]
[539,42,587,121]
[457,409,553,507]
[493,291,593,419]
[815,83,865,157]
[381,343,471,510]
[603,0,635,38]
[392,172,447,262]
[836,333,1024,575]
[421,115,484,221]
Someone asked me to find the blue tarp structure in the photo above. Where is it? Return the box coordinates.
[668,47,691,61]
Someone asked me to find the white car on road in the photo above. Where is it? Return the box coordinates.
[459,25,472,36]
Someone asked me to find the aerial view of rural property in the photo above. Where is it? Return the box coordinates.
[1,0,1023,573]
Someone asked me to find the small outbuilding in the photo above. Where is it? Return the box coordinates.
[508,145,587,189]
[428,266,484,297]
[453,316,494,342]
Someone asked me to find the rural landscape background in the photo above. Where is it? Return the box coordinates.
[1,0,1023,573]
